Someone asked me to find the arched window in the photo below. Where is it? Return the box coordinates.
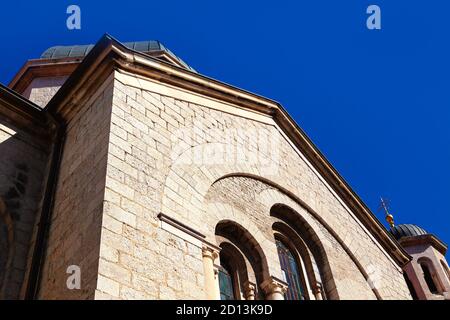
[276,239,308,300]
[218,255,237,300]
[271,205,337,300]
[420,262,439,294]
[215,221,270,300]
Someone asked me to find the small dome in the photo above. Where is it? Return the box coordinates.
[40,40,196,72]
[390,224,428,240]
[40,41,164,59]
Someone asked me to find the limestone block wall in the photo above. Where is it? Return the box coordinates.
[95,74,205,299]
[93,69,411,300]
[37,76,114,299]
[0,117,50,299]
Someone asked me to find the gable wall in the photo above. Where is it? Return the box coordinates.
[93,69,411,300]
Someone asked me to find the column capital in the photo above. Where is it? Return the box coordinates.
[202,244,220,261]
[243,281,257,300]
[201,244,221,300]
[261,276,288,297]
[313,282,324,300]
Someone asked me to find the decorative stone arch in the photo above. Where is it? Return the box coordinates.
[0,197,15,299]
[203,174,384,299]
[215,238,258,299]
[223,176,383,300]
[204,201,283,280]
[271,205,338,299]
[161,138,389,299]
[215,220,271,290]
[273,221,325,300]
[217,241,251,284]
[161,142,284,232]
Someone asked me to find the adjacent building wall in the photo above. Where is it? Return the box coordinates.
[403,243,450,300]
[0,110,50,299]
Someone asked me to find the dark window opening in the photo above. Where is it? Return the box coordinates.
[421,263,438,294]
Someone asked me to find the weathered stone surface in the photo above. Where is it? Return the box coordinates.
[13,66,412,300]
[0,114,50,299]
[91,71,412,300]
[37,76,114,299]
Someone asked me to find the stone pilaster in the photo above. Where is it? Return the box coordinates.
[202,245,220,300]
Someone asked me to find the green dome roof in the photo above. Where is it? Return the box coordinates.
[40,40,195,72]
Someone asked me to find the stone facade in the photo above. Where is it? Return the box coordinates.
[38,75,114,299]
[85,70,410,300]
[1,36,432,300]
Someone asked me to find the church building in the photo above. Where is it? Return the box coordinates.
[0,35,448,300]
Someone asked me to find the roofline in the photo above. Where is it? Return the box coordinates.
[44,34,411,267]
[0,83,53,140]
[0,82,43,114]
[8,57,82,94]
[9,40,195,94]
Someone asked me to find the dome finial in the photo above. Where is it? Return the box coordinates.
[380,197,395,228]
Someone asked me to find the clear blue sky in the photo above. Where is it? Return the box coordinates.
[0,1,448,245]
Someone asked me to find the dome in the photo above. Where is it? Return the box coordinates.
[390,224,428,240]
[40,40,196,72]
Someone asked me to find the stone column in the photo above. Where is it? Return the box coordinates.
[261,277,288,300]
[313,283,323,300]
[243,281,256,300]
[202,245,220,300]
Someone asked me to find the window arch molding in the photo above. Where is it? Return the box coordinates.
[217,240,257,300]
[273,222,325,299]
[215,220,271,298]
[270,204,338,299]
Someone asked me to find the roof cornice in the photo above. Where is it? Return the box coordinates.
[44,34,412,267]
[9,58,82,94]
[0,83,53,140]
